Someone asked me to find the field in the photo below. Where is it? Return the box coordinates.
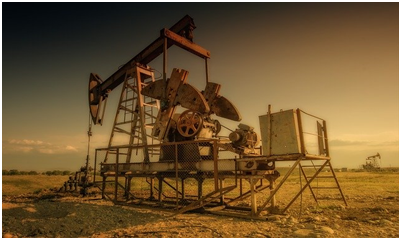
[2,170,399,238]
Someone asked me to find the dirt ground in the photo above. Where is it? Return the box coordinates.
[2,181,399,238]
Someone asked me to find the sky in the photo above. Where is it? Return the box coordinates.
[2,2,399,171]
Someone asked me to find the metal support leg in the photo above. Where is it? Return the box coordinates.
[220,178,225,204]
[269,179,276,208]
[158,176,163,202]
[102,176,106,199]
[181,178,185,200]
[124,177,128,199]
[149,178,155,200]
[126,177,132,201]
[250,177,258,216]
[239,178,243,195]
[197,177,204,200]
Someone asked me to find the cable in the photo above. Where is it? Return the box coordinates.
[220,124,235,132]
[150,67,163,80]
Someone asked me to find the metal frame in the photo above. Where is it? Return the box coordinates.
[104,65,159,164]
[87,15,347,219]
[93,139,279,217]
[256,109,347,215]
[92,107,347,218]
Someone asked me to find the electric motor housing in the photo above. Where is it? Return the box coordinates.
[229,123,260,148]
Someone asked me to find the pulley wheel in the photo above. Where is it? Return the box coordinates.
[177,110,203,137]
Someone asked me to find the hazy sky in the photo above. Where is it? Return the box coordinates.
[2,2,399,171]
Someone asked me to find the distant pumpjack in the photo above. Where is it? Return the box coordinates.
[363,152,381,170]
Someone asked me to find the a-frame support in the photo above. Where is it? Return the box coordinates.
[104,65,160,164]
[282,159,348,213]
[255,108,347,216]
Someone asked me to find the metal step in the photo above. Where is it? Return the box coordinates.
[121,97,136,103]
[115,120,135,126]
[119,106,136,114]
[113,127,135,135]
[144,112,157,118]
[143,101,157,105]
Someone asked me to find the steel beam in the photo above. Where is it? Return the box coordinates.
[96,15,209,96]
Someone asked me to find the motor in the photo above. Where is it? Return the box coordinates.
[229,124,260,154]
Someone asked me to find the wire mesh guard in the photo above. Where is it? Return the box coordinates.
[96,140,280,215]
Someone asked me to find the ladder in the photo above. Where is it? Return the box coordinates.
[300,160,347,204]
[104,65,160,164]
[283,159,347,212]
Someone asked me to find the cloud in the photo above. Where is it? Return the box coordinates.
[329,139,369,147]
[369,140,399,147]
[65,145,78,152]
[18,146,35,153]
[3,139,81,155]
[38,149,55,154]
[329,138,399,154]
[330,139,399,148]
[9,139,45,145]
[332,131,399,143]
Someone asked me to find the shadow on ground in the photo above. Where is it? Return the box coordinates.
[2,196,164,238]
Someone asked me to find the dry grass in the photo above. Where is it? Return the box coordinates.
[2,175,68,196]
[335,171,399,201]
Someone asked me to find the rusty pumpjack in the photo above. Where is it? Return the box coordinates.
[78,15,346,218]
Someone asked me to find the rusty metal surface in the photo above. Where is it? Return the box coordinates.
[139,79,165,99]
[154,69,189,140]
[141,68,212,141]
[174,83,209,113]
[88,73,104,124]
[176,110,203,137]
[142,69,210,113]
[162,28,210,59]
[210,95,242,121]
[203,82,241,121]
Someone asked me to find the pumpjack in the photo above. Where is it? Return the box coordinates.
[363,153,381,170]
[70,15,347,218]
